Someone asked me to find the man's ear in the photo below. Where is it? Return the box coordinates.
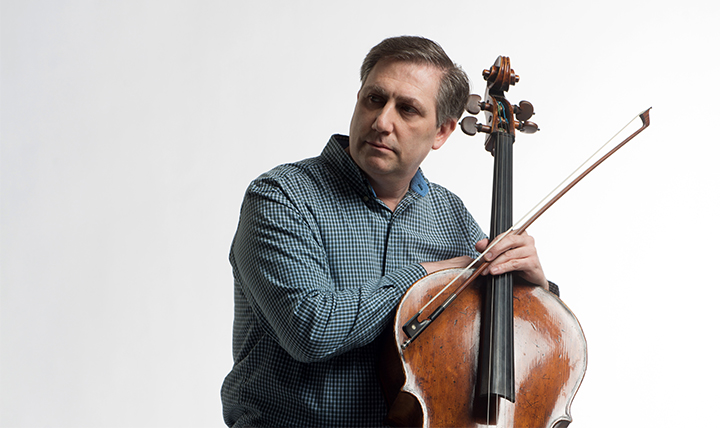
[432,118,457,150]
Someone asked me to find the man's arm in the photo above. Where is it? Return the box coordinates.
[232,180,426,363]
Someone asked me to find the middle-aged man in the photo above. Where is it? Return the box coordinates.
[221,35,556,427]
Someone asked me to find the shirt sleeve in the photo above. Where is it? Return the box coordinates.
[230,179,426,363]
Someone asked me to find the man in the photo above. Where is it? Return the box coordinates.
[221,36,554,427]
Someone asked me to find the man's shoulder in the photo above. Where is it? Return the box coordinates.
[251,156,327,194]
[246,136,353,201]
[425,180,465,205]
[255,135,346,184]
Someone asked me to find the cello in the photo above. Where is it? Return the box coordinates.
[378,56,651,427]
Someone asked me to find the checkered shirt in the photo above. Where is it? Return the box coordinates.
[221,135,485,427]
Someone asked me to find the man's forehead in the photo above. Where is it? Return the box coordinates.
[361,59,442,100]
[366,58,443,82]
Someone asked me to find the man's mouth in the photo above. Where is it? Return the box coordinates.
[366,140,393,152]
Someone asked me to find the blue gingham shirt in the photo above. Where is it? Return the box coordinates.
[221,135,485,427]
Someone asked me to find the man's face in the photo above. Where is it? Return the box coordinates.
[348,59,455,191]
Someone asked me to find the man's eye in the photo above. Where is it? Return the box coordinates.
[368,95,382,103]
[401,105,418,115]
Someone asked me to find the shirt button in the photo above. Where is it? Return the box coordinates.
[363,196,369,202]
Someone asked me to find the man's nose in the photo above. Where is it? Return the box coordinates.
[372,104,395,134]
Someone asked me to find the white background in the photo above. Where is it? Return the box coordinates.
[2,1,719,427]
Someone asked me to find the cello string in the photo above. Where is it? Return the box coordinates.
[485,265,496,427]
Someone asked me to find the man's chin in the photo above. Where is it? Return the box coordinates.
[354,159,388,178]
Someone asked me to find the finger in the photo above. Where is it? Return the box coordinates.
[483,232,525,261]
[489,256,527,275]
[489,252,546,286]
[475,238,489,253]
[481,255,525,276]
[488,241,536,266]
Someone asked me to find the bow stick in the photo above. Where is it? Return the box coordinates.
[401,108,652,349]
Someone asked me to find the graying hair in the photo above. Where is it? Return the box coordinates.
[360,36,470,127]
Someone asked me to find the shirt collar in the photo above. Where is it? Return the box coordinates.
[409,169,429,196]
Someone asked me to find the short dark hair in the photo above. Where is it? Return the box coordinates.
[360,36,470,127]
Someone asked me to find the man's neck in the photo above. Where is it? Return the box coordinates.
[366,174,411,212]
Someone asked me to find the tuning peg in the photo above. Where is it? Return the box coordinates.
[516,120,539,134]
[461,116,479,135]
[514,100,534,122]
[461,116,492,136]
[465,94,483,115]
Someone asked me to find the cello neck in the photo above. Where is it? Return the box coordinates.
[489,129,514,240]
[477,123,516,412]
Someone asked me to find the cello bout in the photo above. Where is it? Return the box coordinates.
[378,269,587,428]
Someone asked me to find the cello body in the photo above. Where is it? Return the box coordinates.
[378,269,587,428]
